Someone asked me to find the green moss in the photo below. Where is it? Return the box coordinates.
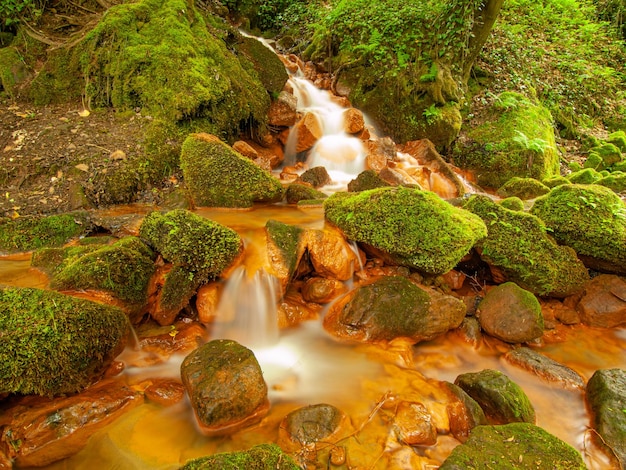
[0,287,128,396]
[285,183,327,204]
[590,143,623,168]
[158,264,203,313]
[542,175,570,188]
[530,184,626,271]
[28,47,83,105]
[0,46,29,97]
[234,35,288,97]
[180,133,284,208]
[583,152,606,171]
[440,423,586,469]
[454,92,560,189]
[347,170,390,192]
[464,195,589,297]
[180,443,299,470]
[607,131,626,153]
[324,187,487,275]
[499,197,525,211]
[496,177,550,200]
[43,237,156,307]
[265,219,304,277]
[597,172,626,193]
[567,168,603,185]
[139,209,242,277]
[0,212,92,254]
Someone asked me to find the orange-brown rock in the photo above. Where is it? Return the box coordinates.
[331,95,351,108]
[277,286,321,328]
[268,91,298,127]
[0,380,143,468]
[304,226,359,281]
[143,379,186,406]
[343,108,365,134]
[196,282,222,323]
[294,112,323,153]
[302,277,348,304]
[365,153,389,172]
[392,401,437,446]
[137,321,207,361]
[442,270,466,290]
[575,274,626,328]
[232,140,258,160]
[278,55,299,74]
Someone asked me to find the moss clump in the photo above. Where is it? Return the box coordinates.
[496,177,550,200]
[597,172,626,193]
[589,143,623,168]
[464,195,588,297]
[530,184,626,273]
[0,287,129,396]
[180,133,284,208]
[0,46,30,97]
[542,175,570,188]
[499,197,525,211]
[234,35,288,97]
[285,183,327,204]
[324,187,487,275]
[180,443,299,470]
[347,170,390,192]
[455,369,536,424]
[567,167,603,185]
[440,423,586,469]
[139,209,242,276]
[454,92,560,189]
[607,131,626,153]
[0,212,92,254]
[265,219,304,278]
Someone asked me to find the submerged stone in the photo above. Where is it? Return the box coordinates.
[323,276,466,344]
[278,403,347,451]
[586,369,626,468]
[503,347,585,390]
[455,369,536,424]
[530,184,626,274]
[179,443,299,470]
[439,423,586,469]
[0,287,129,396]
[476,282,544,344]
[180,339,269,435]
[324,187,487,275]
[465,195,589,297]
[180,133,284,208]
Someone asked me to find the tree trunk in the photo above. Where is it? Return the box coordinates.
[462,0,505,83]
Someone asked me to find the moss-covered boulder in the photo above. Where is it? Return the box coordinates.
[597,171,626,193]
[234,35,288,97]
[454,92,560,189]
[180,339,269,435]
[607,130,626,153]
[265,219,305,289]
[464,195,589,297]
[567,168,603,185]
[496,177,550,200]
[0,287,129,396]
[586,369,626,468]
[499,197,525,211]
[455,369,536,425]
[543,175,570,188]
[439,423,586,469]
[530,184,626,274]
[0,211,92,254]
[324,187,487,275]
[347,169,391,192]
[0,46,31,97]
[179,443,299,470]
[180,133,284,208]
[476,282,544,343]
[32,237,156,319]
[285,183,327,204]
[139,209,242,323]
[323,276,466,344]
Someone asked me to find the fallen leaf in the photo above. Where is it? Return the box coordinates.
[78,109,90,117]
[75,164,89,172]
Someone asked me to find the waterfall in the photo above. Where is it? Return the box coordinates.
[210,265,280,350]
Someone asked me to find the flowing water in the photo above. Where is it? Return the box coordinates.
[3,61,626,470]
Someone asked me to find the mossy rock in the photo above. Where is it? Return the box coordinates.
[542,175,570,188]
[567,167,603,184]
[454,369,536,424]
[347,170,391,192]
[440,423,586,469]
[586,369,626,468]
[180,133,284,208]
[0,287,129,396]
[453,92,560,189]
[324,187,487,275]
[530,184,626,274]
[607,130,626,153]
[597,172,626,193]
[139,209,242,277]
[285,183,327,204]
[590,143,623,168]
[299,166,331,188]
[265,219,305,281]
[464,195,589,297]
[499,197,525,211]
[233,34,288,97]
[0,46,31,98]
[496,177,550,200]
[0,211,92,254]
[179,443,299,470]
[583,151,607,171]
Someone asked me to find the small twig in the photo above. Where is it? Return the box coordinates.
[68,0,98,14]
[86,143,112,153]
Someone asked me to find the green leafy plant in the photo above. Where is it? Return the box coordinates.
[0,0,46,29]
[422,103,442,125]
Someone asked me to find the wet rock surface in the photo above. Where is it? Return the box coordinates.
[575,274,626,328]
[503,347,585,390]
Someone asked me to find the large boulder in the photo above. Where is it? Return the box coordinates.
[180,133,284,208]
[454,92,560,189]
[476,282,544,344]
[323,276,466,344]
[139,209,243,325]
[180,340,269,435]
[464,195,589,297]
[32,237,156,320]
[586,368,626,468]
[440,423,586,469]
[0,287,129,396]
[454,369,536,424]
[574,274,626,328]
[179,444,299,470]
[530,184,626,274]
[324,187,487,275]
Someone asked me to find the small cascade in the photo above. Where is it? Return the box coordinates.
[210,265,280,350]
[286,75,367,183]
